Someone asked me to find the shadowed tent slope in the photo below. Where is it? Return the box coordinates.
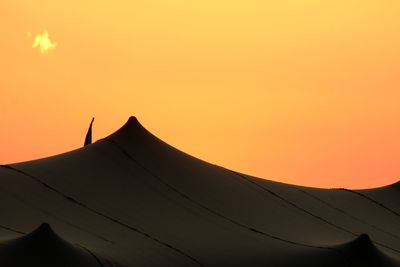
[333,234,400,267]
[0,223,106,267]
[0,116,399,266]
[391,181,400,191]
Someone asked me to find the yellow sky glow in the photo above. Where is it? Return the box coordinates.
[32,31,56,53]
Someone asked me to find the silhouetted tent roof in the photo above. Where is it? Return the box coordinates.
[0,116,399,267]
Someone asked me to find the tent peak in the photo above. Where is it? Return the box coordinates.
[127,116,140,124]
[122,116,144,130]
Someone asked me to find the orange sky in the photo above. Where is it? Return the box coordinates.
[1,1,400,189]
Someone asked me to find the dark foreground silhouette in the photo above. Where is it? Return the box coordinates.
[0,223,106,267]
[0,116,399,266]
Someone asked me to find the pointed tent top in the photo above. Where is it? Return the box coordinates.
[107,115,149,140]
[330,233,399,266]
[335,233,375,250]
[127,116,139,124]
[21,222,64,244]
[332,233,375,253]
[0,222,104,267]
[122,116,143,130]
[352,233,372,245]
[33,222,53,234]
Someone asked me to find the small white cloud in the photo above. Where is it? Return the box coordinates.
[32,31,57,53]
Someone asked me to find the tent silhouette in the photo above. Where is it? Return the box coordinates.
[0,116,399,266]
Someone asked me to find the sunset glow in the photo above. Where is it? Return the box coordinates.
[1,1,400,189]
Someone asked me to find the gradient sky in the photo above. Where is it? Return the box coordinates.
[1,1,400,189]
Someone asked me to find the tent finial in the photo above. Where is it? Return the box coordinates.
[84,117,95,147]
